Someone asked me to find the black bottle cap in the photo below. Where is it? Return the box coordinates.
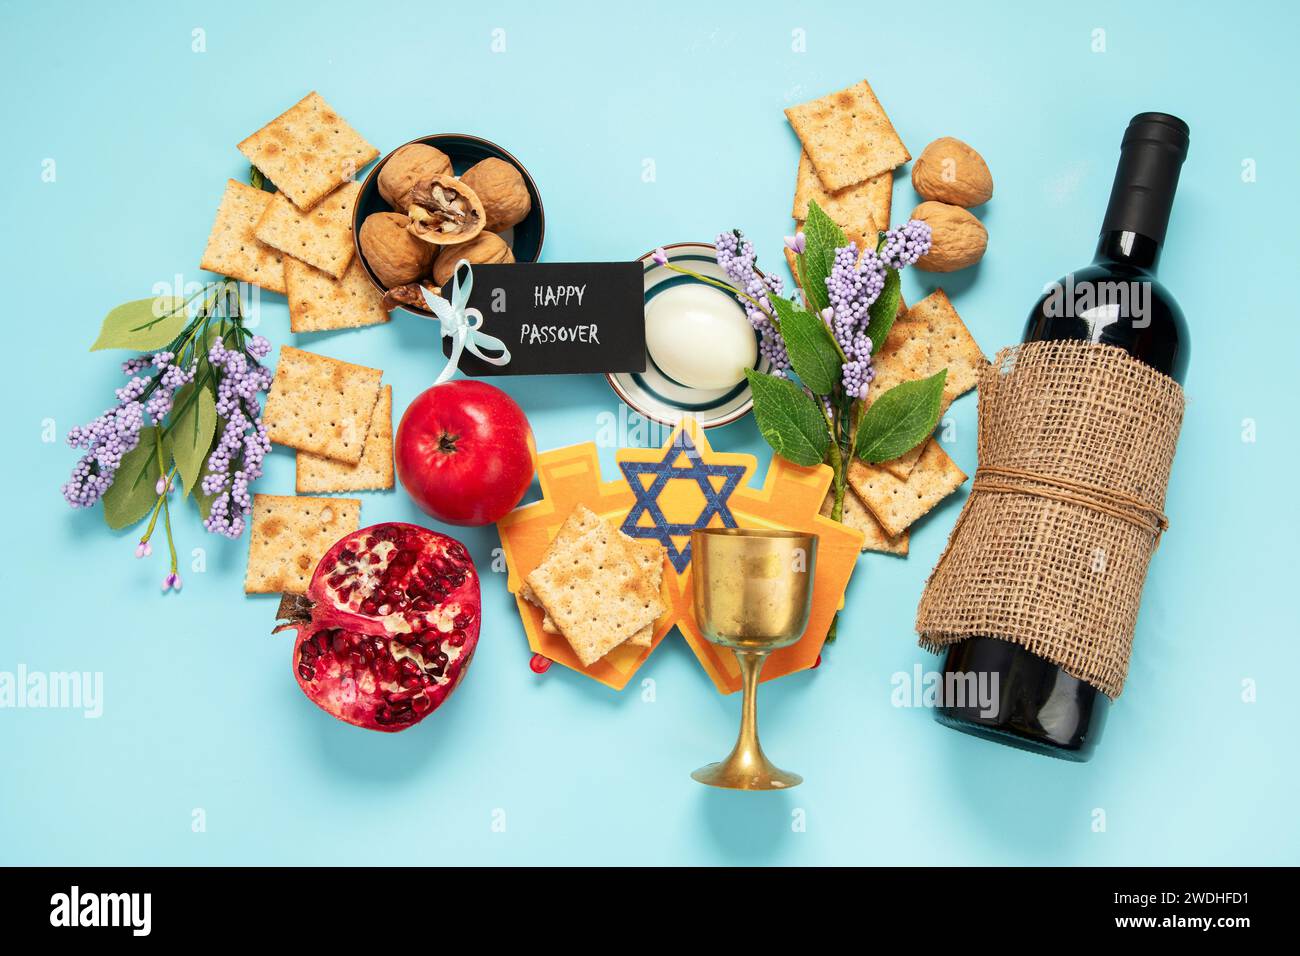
[1100,112,1190,244]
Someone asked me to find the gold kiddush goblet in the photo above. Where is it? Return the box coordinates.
[690,527,817,790]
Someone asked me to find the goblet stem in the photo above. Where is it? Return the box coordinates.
[691,648,802,789]
[733,649,766,765]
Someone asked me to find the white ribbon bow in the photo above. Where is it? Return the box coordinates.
[420,261,511,384]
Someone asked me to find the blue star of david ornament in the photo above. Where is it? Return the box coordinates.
[618,431,745,573]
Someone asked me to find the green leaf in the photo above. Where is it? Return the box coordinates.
[801,201,847,314]
[867,268,903,357]
[745,369,831,467]
[855,370,948,463]
[102,428,162,530]
[165,382,217,499]
[90,297,190,352]
[770,296,841,395]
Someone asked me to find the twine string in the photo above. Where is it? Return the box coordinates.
[970,465,1169,538]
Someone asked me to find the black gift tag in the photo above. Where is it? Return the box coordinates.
[441,262,646,376]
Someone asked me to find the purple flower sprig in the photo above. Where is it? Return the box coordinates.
[62,278,273,593]
[200,336,273,540]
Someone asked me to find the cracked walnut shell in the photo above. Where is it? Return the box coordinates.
[406,175,485,246]
[459,158,531,232]
[359,212,434,288]
[378,143,453,211]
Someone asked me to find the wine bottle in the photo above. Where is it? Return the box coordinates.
[934,112,1190,761]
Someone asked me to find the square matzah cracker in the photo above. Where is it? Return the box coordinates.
[785,79,911,192]
[792,150,892,231]
[296,385,393,493]
[255,181,360,279]
[237,92,379,212]
[284,257,389,333]
[820,487,908,556]
[199,179,286,293]
[522,519,665,650]
[525,507,664,667]
[847,440,967,538]
[262,346,383,464]
[244,494,360,594]
[908,289,988,413]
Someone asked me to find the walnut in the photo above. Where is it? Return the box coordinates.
[405,175,485,246]
[359,212,434,288]
[912,137,993,207]
[459,158,531,232]
[378,144,453,211]
[432,231,515,286]
[910,202,988,272]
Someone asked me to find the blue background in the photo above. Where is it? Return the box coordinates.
[3,0,1296,865]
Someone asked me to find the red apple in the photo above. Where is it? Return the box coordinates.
[395,380,535,526]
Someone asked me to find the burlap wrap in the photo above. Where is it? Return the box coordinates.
[915,340,1185,698]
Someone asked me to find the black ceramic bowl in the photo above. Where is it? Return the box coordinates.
[352,133,545,315]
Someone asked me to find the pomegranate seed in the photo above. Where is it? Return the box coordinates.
[298,663,315,681]
[363,536,376,549]
[393,710,415,723]
[400,675,421,689]
[448,630,466,647]
[420,674,434,687]
[300,642,318,660]
[331,634,348,654]
[374,708,393,725]
[360,598,379,614]
[420,633,441,652]
[349,652,366,667]
[337,586,354,605]
[377,604,392,616]
[399,659,420,677]
[340,547,357,561]
[386,689,414,704]
[450,573,466,588]
[313,633,329,654]
[396,631,418,646]
[411,693,431,713]
[454,611,474,629]
[529,654,552,674]
[367,553,380,565]
[378,660,399,681]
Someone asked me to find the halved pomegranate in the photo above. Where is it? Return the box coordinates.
[277,523,481,732]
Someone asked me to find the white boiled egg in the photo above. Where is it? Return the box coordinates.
[644,283,758,390]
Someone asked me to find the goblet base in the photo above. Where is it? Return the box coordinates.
[691,749,803,791]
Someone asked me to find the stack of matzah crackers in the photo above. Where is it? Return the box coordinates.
[821,289,988,555]
[784,78,911,276]
[200,91,389,333]
[521,505,667,667]
[243,346,394,593]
